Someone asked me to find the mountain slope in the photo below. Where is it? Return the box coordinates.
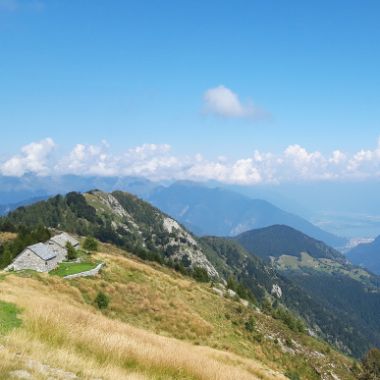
[0,243,357,380]
[234,224,345,262]
[234,225,380,357]
[1,190,218,277]
[347,235,380,274]
[147,182,346,248]
[1,191,377,358]
[202,235,379,357]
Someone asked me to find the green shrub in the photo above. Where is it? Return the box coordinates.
[244,316,256,332]
[285,370,300,380]
[285,337,293,347]
[273,306,305,333]
[253,332,263,343]
[83,236,98,252]
[192,266,210,282]
[361,348,380,379]
[95,291,109,310]
[180,254,191,268]
[66,242,78,260]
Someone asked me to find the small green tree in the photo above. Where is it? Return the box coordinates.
[83,236,98,252]
[244,316,256,332]
[0,246,13,268]
[361,348,380,379]
[95,291,109,310]
[192,266,210,282]
[226,275,238,291]
[181,254,191,268]
[285,371,300,380]
[66,242,77,260]
[261,298,273,314]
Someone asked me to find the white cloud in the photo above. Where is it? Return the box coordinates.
[203,85,265,119]
[1,138,55,176]
[55,142,117,177]
[3,137,380,184]
[329,150,346,165]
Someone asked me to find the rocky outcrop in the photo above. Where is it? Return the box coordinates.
[85,191,219,278]
[162,217,218,278]
[271,284,282,298]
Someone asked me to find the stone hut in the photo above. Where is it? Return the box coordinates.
[46,232,79,262]
[6,232,80,273]
[7,242,59,272]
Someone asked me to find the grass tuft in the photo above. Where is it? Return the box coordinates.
[0,300,21,334]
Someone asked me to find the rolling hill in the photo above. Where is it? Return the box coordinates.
[234,224,345,262]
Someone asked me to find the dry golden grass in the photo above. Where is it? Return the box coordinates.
[0,232,17,245]
[0,274,286,380]
[0,244,356,379]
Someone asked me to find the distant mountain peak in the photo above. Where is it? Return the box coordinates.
[234,224,345,262]
[347,234,380,275]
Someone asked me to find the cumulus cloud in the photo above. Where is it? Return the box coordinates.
[55,141,117,176]
[54,142,181,179]
[3,137,380,184]
[203,85,266,119]
[1,138,55,176]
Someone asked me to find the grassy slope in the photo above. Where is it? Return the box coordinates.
[278,252,372,283]
[0,244,356,380]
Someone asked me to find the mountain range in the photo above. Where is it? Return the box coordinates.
[0,176,347,249]
[147,182,347,248]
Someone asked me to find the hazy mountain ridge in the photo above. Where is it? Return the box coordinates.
[347,235,380,275]
[147,182,347,248]
[0,176,348,249]
[0,174,158,206]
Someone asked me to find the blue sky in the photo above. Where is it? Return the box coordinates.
[1,0,380,182]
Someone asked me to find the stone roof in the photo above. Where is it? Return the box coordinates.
[28,243,56,261]
[50,232,79,248]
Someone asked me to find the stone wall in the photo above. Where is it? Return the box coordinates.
[64,263,103,279]
[8,249,58,272]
